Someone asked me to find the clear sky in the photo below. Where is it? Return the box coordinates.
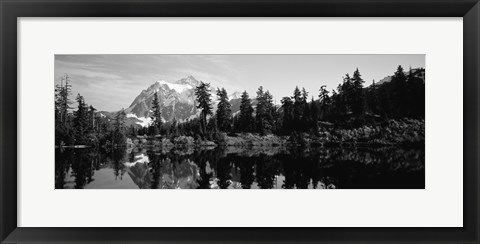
[55,54,425,111]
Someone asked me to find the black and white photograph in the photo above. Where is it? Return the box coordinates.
[55,54,425,189]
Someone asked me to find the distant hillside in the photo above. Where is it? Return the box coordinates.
[375,68,425,85]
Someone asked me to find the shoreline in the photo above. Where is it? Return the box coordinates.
[130,119,425,150]
[56,119,425,151]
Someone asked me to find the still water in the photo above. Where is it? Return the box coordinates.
[55,146,424,189]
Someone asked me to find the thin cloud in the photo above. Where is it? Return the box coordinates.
[54,54,425,112]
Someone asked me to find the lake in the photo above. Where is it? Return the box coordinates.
[55,146,425,189]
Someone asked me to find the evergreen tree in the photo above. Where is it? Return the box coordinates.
[302,98,312,129]
[238,91,254,132]
[255,86,274,135]
[351,68,365,116]
[88,105,97,132]
[301,88,309,104]
[264,91,276,133]
[318,85,330,119]
[407,67,425,118]
[366,79,380,115]
[195,82,213,135]
[292,86,303,121]
[255,86,266,133]
[310,97,320,133]
[73,94,89,144]
[55,74,75,146]
[54,85,62,124]
[338,73,353,114]
[292,86,306,131]
[151,91,162,134]
[115,109,126,132]
[206,116,218,141]
[281,96,294,133]
[300,88,310,129]
[113,109,126,147]
[391,65,408,117]
[216,88,232,132]
[59,74,73,125]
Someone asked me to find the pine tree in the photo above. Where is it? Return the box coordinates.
[318,85,330,119]
[300,88,310,130]
[151,91,162,134]
[407,67,425,118]
[366,79,380,115]
[195,82,213,135]
[264,91,276,133]
[406,67,415,117]
[292,86,304,131]
[255,86,274,135]
[216,88,232,132]
[206,116,218,141]
[54,85,62,124]
[281,96,294,133]
[337,74,353,115]
[303,99,312,130]
[255,86,266,134]
[351,68,365,116]
[238,91,254,132]
[113,109,126,147]
[59,74,73,125]
[391,65,408,117]
[88,105,97,132]
[310,97,320,133]
[115,109,126,133]
[301,88,309,104]
[73,94,89,144]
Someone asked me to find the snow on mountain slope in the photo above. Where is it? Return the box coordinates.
[158,80,193,93]
[125,75,242,127]
[126,113,154,127]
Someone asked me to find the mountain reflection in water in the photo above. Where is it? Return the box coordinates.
[55,147,425,189]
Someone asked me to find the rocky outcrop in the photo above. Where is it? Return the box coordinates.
[321,119,425,146]
[173,136,195,147]
[133,135,173,149]
[222,133,288,147]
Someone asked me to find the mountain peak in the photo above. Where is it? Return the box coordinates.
[126,76,244,126]
[146,80,163,91]
[175,75,200,87]
[230,91,242,100]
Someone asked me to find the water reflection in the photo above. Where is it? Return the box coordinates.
[55,146,425,189]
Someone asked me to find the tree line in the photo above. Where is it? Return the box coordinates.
[55,74,127,147]
[56,65,425,146]
[142,65,424,140]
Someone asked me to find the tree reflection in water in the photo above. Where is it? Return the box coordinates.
[55,146,425,189]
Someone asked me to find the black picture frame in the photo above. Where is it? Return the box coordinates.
[1,0,478,243]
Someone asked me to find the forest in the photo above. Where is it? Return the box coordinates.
[55,65,425,149]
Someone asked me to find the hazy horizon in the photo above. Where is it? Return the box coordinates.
[54,54,425,112]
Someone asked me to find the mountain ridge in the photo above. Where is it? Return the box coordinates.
[123,76,241,127]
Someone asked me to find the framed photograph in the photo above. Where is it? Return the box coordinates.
[1,0,478,243]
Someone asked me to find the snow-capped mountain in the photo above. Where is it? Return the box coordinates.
[229,91,242,100]
[124,76,199,125]
[125,76,242,127]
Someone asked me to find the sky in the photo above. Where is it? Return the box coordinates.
[54,54,425,111]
